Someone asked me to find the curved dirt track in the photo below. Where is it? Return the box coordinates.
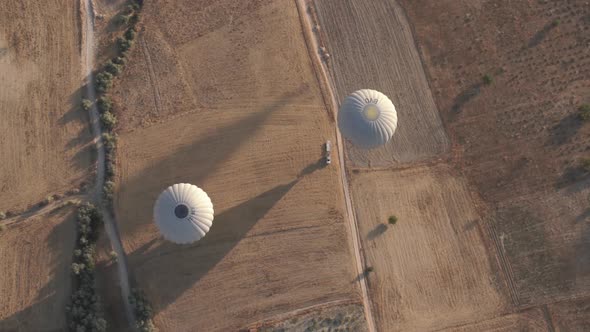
[296,0,376,331]
[80,0,135,326]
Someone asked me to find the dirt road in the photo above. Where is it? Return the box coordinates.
[296,0,376,331]
[81,0,134,326]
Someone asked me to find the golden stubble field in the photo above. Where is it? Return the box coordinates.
[112,0,360,330]
[0,0,93,212]
[0,207,76,332]
[350,165,508,331]
[312,0,450,167]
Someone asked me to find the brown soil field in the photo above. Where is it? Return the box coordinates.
[548,298,590,331]
[400,0,590,309]
[111,0,359,330]
[0,206,76,332]
[0,1,93,212]
[442,308,550,332]
[350,165,508,331]
[312,0,450,167]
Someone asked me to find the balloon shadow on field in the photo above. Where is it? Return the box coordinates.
[127,177,300,313]
[115,85,310,238]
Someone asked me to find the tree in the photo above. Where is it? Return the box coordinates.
[581,158,590,173]
[117,37,133,53]
[483,74,493,85]
[97,96,112,114]
[125,27,137,41]
[0,211,6,220]
[82,99,93,111]
[388,215,398,225]
[104,60,122,76]
[100,111,117,131]
[95,72,114,93]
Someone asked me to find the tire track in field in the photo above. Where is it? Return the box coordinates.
[139,35,165,115]
[485,219,520,306]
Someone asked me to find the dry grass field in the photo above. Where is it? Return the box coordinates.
[0,1,93,212]
[400,0,590,312]
[111,0,360,330]
[312,0,450,167]
[0,207,76,332]
[350,165,508,331]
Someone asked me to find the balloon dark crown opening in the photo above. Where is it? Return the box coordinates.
[174,204,190,219]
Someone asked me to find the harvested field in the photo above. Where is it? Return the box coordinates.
[313,0,449,167]
[112,0,359,330]
[441,308,550,332]
[0,0,93,212]
[400,0,590,307]
[350,165,507,331]
[0,207,76,332]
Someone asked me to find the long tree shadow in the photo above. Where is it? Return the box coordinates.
[127,178,300,313]
[115,86,309,238]
[549,113,583,146]
[450,82,482,118]
[366,223,388,240]
[528,21,558,48]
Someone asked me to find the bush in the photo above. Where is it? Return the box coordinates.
[114,13,129,25]
[103,181,115,202]
[102,133,117,153]
[364,266,374,275]
[43,195,55,206]
[581,158,590,173]
[96,71,114,93]
[125,27,137,41]
[552,19,560,27]
[104,60,122,76]
[483,74,493,85]
[129,289,158,332]
[109,250,118,262]
[579,104,590,121]
[82,99,93,111]
[100,111,117,131]
[0,211,5,220]
[71,263,85,275]
[0,224,5,232]
[388,215,398,225]
[112,56,127,65]
[97,96,112,114]
[117,36,133,53]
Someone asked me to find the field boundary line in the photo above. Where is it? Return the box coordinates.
[139,35,165,115]
[294,1,377,331]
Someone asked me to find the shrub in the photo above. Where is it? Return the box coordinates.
[388,215,398,225]
[581,158,590,173]
[579,104,590,121]
[483,74,493,85]
[0,224,5,232]
[102,133,117,153]
[117,37,133,53]
[104,60,122,76]
[44,195,55,205]
[0,211,5,220]
[552,19,560,27]
[129,289,158,332]
[109,250,118,262]
[100,111,117,131]
[82,99,93,111]
[113,56,127,65]
[103,181,115,202]
[125,27,137,41]
[96,71,114,93]
[97,96,112,114]
[71,263,85,275]
[364,266,374,274]
[114,13,130,25]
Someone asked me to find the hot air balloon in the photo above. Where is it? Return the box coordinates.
[153,183,214,244]
[338,89,398,149]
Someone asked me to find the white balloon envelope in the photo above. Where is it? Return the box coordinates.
[153,183,214,244]
[338,89,398,149]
